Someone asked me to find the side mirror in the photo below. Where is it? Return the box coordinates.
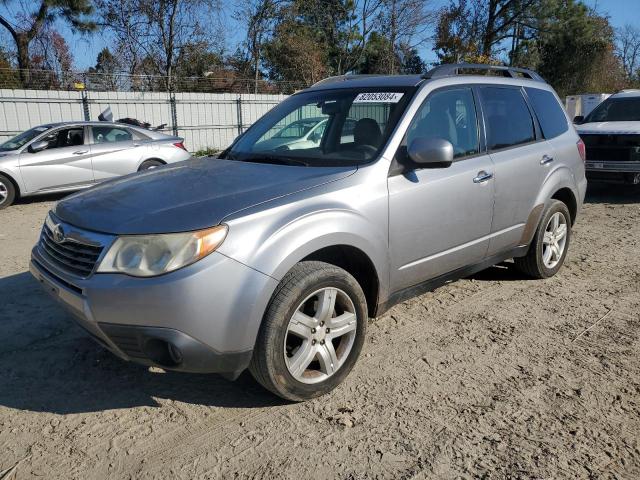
[28,140,49,153]
[407,137,454,167]
[573,115,584,124]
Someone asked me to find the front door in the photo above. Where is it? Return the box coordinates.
[19,126,94,193]
[388,87,495,291]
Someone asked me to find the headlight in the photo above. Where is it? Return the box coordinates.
[97,225,228,277]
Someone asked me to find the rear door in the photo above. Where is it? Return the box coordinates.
[19,126,94,193]
[388,87,495,290]
[478,86,552,256]
[89,125,142,181]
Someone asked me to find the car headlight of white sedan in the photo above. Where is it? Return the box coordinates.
[97,225,228,277]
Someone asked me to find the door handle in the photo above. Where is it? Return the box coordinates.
[540,154,554,165]
[473,171,493,183]
[73,150,88,155]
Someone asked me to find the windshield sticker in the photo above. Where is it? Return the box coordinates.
[353,92,404,103]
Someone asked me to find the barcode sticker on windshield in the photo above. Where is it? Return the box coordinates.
[354,92,404,103]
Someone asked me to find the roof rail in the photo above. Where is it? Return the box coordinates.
[312,75,349,87]
[312,74,397,87]
[422,63,545,82]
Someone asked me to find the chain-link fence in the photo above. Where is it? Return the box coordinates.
[0,68,308,94]
[0,68,308,153]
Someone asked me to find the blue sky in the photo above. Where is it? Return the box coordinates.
[2,0,638,70]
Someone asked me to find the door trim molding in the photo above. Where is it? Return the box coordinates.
[379,245,528,316]
[399,223,523,271]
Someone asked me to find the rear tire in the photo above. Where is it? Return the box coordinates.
[514,200,571,279]
[249,261,367,401]
[0,174,16,210]
[138,159,165,171]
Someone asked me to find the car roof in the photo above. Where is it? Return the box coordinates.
[42,121,142,128]
[305,64,547,93]
[306,74,425,91]
[32,121,176,139]
[610,90,640,99]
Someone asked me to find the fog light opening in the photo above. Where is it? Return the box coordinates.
[143,338,183,368]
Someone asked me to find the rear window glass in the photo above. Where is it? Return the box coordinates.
[525,87,568,139]
[479,87,536,150]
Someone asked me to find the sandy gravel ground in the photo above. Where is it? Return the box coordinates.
[0,185,638,479]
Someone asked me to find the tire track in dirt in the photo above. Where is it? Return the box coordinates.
[110,279,534,476]
[117,261,640,479]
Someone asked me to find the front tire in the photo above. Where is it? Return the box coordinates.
[249,261,367,401]
[0,174,16,210]
[514,200,572,279]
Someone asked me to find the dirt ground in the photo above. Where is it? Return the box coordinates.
[0,184,638,479]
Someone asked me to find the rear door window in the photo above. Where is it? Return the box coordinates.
[479,87,536,151]
[525,87,569,139]
[92,126,133,144]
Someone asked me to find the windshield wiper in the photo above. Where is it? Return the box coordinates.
[238,155,309,167]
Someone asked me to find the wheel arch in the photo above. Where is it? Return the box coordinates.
[301,245,381,318]
[0,168,21,198]
[537,166,580,225]
[137,158,166,171]
[551,187,577,225]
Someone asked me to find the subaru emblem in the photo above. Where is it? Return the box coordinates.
[52,224,65,244]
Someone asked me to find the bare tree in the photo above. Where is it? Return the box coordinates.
[95,0,148,77]
[97,0,223,90]
[617,24,640,80]
[234,0,280,93]
[377,0,435,74]
[334,0,385,74]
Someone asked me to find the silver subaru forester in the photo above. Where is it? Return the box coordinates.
[31,64,587,401]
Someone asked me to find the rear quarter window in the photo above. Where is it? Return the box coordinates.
[525,87,569,139]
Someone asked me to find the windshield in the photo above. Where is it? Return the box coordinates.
[221,87,415,167]
[584,97,640,123]
[0,125,52,151]
[273,118,324,139]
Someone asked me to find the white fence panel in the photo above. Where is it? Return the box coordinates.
[0,89,287,152]
[88,92,172,130]
[0,89,84,138]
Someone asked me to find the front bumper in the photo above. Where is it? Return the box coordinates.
[585,161,640,184]
[31,247,278,378]
[586,160,640,173]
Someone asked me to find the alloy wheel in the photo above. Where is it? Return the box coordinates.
[542,212,568,269]
[0,181,7,205]
[284,287,357,384]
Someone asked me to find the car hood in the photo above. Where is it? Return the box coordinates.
[0,150,19,159]
[577,121,640,135]
[54,157,355,235]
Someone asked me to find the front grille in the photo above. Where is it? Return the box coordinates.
[581,134,640,162]
[39,224,104,278]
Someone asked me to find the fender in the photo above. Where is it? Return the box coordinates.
[536,164,579,212]
[218,179,391,305]
[0,163,26,196]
